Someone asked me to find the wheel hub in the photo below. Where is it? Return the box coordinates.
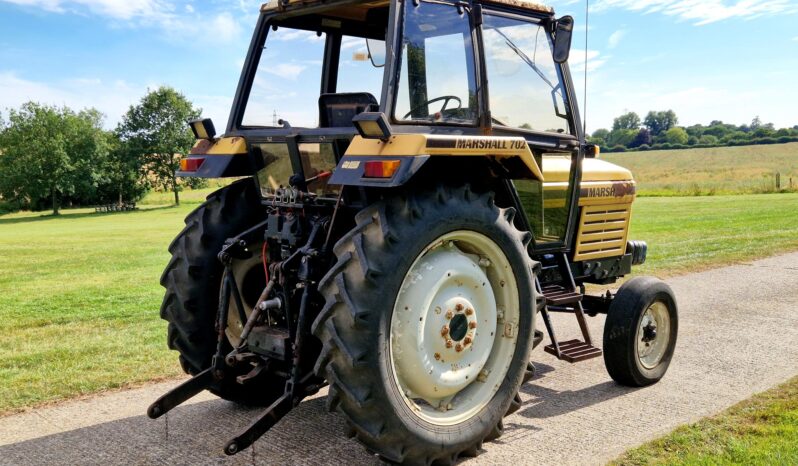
[636,301,671,370]
[392,247,496,401]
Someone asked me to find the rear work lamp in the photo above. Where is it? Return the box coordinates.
[363,159,401,178]
[189,118,216,140]
[352,112,392,141]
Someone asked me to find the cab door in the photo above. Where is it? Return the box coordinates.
[478,9,581,250]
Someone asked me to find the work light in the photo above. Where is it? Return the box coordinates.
[189,118,216,140]
[352,112,392,141]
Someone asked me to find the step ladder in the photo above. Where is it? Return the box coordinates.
[538,253,602,363]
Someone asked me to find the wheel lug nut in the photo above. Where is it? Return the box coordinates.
[434,352,441,360]
[446,340,453,348]
[455,343,463,352]
[441,325,449,337]
[465,308,473,316]
[455,303,464,312]
[445,310,454,319]
[469,321,477,329]
[464,336,472,345]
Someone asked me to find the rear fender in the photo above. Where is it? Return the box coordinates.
[328,134,544,188]
[177,137,255,178]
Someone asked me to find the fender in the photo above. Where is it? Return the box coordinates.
[177,137,254,178]
[328,134,545,187]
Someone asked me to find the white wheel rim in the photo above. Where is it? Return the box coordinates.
[389,230,520,426]
[636,301,671,370]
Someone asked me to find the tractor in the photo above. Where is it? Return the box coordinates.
[147,0,679,463]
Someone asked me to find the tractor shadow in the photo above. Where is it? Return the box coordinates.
[516,362,640,420]
[0,365,639,466]
[0,395,381,466]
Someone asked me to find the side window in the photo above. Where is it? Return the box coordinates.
[243,27,326,127]
[482,14,571,134]
[514,152,575,245]
[336,36,385,100]
[394,1,477,124]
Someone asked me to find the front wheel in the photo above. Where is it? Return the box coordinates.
[603,276,679,387]
[313,186,538,465]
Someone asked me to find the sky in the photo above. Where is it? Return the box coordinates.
[0,0,797,134]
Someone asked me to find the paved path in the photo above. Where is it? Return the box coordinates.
[2,253,797,466]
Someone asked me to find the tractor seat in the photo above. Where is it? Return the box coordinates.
[318,93,378,128]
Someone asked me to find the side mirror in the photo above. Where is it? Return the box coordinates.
[552,16,574,64]
[366,38,385,68]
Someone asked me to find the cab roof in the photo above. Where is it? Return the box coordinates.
[262,0,553,14]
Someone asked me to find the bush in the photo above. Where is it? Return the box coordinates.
[637,144,651,151]
[608,145,627,153]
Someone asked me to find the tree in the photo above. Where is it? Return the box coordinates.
[0,102,107,214]
[698,134,719,145]
[589,128,610,146]
[606,128,637,147]
[612,112,641,131]
[98,131,149,205]
[664,127,689,145]
[629,128,653,148]
[644,110,678,136]
[117,86,200,205]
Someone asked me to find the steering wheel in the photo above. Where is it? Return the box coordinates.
[402,95,462,120]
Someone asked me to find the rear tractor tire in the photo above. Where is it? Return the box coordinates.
[313,186,539,465]
[603,276,679,387]
[159,179,282,405]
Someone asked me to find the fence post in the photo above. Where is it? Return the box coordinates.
[775,172,781,190]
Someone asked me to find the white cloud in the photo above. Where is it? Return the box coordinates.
[265,63,306,80]
[0,0,246,44]
[2,0,175,20]
[569,49,607,72]
[211,12,240,42]
[607,29,626,49]
[593,0,798,26]
[0,71,231,129]
[793,36,798,41]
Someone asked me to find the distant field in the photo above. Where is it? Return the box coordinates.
[1,191,797,414]
[603,142,798,196]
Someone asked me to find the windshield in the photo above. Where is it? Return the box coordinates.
[482,13,572,134]
[241,24,385,128]
[393,0,478,125]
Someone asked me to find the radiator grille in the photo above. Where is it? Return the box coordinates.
[573,204,631,261]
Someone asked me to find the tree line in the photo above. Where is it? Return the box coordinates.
[590,110,798,153]
[0,86,202,215]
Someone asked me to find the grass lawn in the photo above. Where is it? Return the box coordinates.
[603,142,798,196]
[0,191,797,414]
[612,376,798,465]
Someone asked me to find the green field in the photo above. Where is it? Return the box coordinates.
[613,376,798,465]
[1,191,797,414]
[603,143,798,196]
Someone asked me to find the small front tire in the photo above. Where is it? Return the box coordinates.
[603,276,678,387]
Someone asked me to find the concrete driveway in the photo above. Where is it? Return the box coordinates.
[1,253,797,465]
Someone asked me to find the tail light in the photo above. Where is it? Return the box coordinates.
[363,160,400,178]
[180,157,205,172]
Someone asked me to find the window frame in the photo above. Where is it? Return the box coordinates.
[388,0,483,128]
[479,8,577,137]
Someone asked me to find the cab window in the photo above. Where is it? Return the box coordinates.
[482,13,572,134]
[394,1,478,125]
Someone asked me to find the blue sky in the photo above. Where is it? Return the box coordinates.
[0,0,796,133]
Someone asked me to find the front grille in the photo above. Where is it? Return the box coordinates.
[573,204,631,261]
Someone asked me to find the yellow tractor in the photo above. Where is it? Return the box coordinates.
[149,0,678,463]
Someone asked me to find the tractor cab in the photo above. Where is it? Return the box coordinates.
[186,0,585,252]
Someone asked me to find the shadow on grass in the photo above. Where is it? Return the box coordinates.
[0,205,180,226]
